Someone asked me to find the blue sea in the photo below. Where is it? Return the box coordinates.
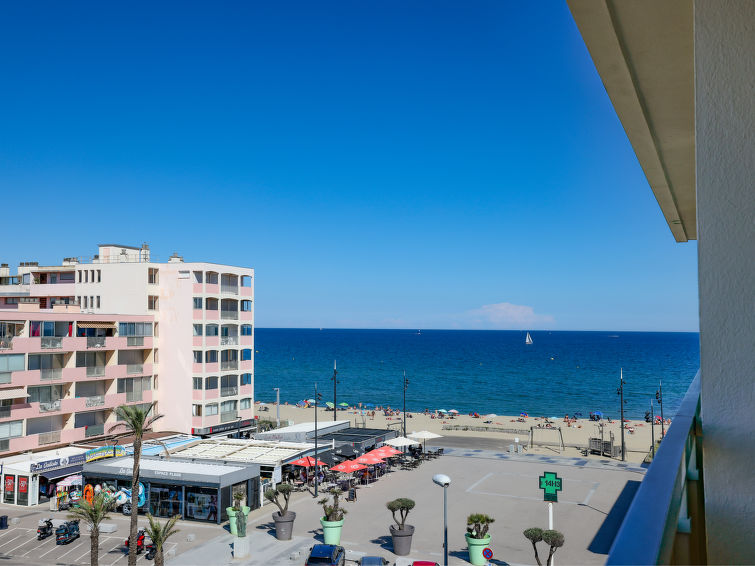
[253,329,699,420]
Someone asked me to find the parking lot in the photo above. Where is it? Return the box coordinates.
[0,508,216,566]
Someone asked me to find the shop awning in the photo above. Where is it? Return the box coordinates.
[77,321,116,329]
[0,387,27,401]
[42,466,85,481]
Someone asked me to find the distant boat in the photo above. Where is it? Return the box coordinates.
[417,329,422,335]
[525,332,533,345]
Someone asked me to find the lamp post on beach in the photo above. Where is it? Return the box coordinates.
[650,399,656,458]
[403,370,409,438]
[332,360,338,422]
[314,383,323,496]
[617,369,626,461]
[432,474,451,566]
[656,380,665,438]
[273,387,280,428]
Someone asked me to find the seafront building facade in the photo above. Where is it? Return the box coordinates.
[0,244,255,458]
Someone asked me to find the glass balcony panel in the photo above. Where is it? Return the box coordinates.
[41,368,63,380]
[85,424,105,437]
[87,336,106,349]
[220,411,238,423]
[86,366,106,377]
[39,430,61,445]
[41,337,63,349]
[39,400,61,413]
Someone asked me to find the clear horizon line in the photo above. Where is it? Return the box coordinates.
[254,326,700,333]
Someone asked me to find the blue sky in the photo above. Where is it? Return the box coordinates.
[0,1,698,331]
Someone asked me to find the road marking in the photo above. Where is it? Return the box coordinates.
[39,539,66,559]
[581,482,600,506]
[108,545,127,566]
[466,472,494,492]
[469,489,581,505]
[56,537,86,559]
[5,536,36,555]
[0,534,23,549]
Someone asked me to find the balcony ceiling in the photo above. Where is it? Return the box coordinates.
[567,0,696,242]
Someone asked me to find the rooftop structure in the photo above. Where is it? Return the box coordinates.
[169,438,316,467]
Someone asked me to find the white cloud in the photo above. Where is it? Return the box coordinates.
[464,302,554,329]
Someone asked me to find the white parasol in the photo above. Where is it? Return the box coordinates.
[384,436,420,448]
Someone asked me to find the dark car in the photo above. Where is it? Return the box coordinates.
[411,562,440,566]
[359,558,388,566]
[305,544,346,566]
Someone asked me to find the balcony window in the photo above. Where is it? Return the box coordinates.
[241,300,252,312]
[0,354,24,373]
[205,403,218,416]
[148,268,159,285]
[205,376,218,390]
[241,373,252,386]
[30,321,71,337]
[192,377,203,390]
[118,322,153,337]
[193,324,203,337]
[220,400,237,412]
[192,404,202,416]
[0,420,23,440]
[31,353,66,370]
[240,275,252,287]
[205,324,218,336]
[206,272,218,285]
[28,385,64,404]
[240,398,252,410]
[60,272,75,282]
[148,296,159,311]
[193,351,203,363]
[205,298,218,311]
[193,271,203,284]
[193,297,202,310]
[205,351,218,363]
[242,349,252,361]
[241,325,252,336]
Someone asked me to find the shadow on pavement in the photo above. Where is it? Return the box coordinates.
[587,480,641,554]
[369,535,393,551]
[449,548,510,565]
[255,521,276,537]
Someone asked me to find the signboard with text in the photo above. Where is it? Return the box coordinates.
[539,471,562,502]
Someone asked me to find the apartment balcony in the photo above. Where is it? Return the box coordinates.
[221,385,238,397]
[220,311,238,320]
[0,406,10,419]
[204,388,219,400]
[240,360,253,371]
[38,430,62,445]
[40,368,63,381]
[220,336,238,346]
[240,311,253,321]
[83,394,105,408]
[126,363,143,375]
[86,336,107,349]
[40,336,64,349]
[221,284,238,295]
[240,286,252,297]
[30,282,76,297]
[204,310,219,321]
[205,362,219,373]
[205,336,219,347]
[205,283,219,294]
[221,360,238,371]
[84,423,106,438]
[607,372,704,565]
[220,411,238,423]
[125,390,143,403]
[39,399,62,413]
[108,336,153,349]
[0,337,15,350]
[86,365,106,378]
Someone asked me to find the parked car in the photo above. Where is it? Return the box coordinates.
[305,544,346,566]
[411,562,440,566]
[359,558,389,566]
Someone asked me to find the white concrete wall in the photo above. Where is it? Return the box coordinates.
[695,2,755,563]
[80,263,151,315]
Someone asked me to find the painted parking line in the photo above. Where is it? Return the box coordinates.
[39,538,67,559]
[466,472,494,492]
[5,535,40,556]
[0,534,24,549]
[580,482,600,506]
[56,537,87,560]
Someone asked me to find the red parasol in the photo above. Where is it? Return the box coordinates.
[375,446,402,456]
[355,453,384,465]
[290,456,326,467]
[330,460,367,473]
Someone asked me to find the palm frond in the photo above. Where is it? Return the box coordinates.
[144,513,180,549]
[67,493,114,527]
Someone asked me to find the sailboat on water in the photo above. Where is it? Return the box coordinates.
[525,332,533,345]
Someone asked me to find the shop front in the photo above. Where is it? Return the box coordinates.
[83,456,260,524]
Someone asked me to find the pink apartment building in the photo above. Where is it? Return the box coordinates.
[0,244,255,457]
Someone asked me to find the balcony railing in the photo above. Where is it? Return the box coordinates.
[85,424,105,437]
[41,337,63,349]
[126,391,143,403]
[607,371,704,565]
[0,406,11,418]
[126,364,143,375]
[221,311,238,320]
[0,337,13,350]
[0,372,11,384]
[220,336,238,346]
[127,336,144,347]
[221,386,238,397]
[85,395,105,407]
[40,368,63,380]
[39,400,62,413]
[221,360,238,371]
[220,411,238,423]
[86,366,106,377]
[221,284,239,295]
[0,439,8,452]
[87,336,107,349]
[39,430,61,445]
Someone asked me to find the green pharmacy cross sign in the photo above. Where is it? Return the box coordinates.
[539,471,563,502]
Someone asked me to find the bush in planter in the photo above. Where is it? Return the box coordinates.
[318,488,347,545]
[465,514,494,566]
[264,483,296,540]
[523,527,564,566]
[386,498,415,556]
[226,492,250,536]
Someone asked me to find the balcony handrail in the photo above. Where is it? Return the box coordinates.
[41,336,64,349]
[86,365,106,377]
[607,371,704,565]
[85,394,105,407]
[126,363,144,374]
[40,368,63,380]
[87,336,107,348]
[39,399,62,412]
[221,386,238,397]
[220,336,238,345]
[39,430,61,445]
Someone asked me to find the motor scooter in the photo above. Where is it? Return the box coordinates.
[37,518,54,540]
[55,520,80,545]
[124,528,147,554]
[145,537,156,560]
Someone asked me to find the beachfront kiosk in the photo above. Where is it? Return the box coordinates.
[83,456,260,524]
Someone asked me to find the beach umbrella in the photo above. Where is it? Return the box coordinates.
[363,403,374,407]
[375,446,402,456]
[290,456,326,467]
[485,414,497,418]
[331,461,367,473]
[339,402,349,407]
[57,474,83,488]
[384,436,420,448]
[408,430,443,452]
[448,409,459,414]
[306,399,315,404]
[355,453,384,465]
[437,409,447,413]
[325,402,335,409]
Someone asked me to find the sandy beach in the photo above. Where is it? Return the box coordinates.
[258,403,667,464]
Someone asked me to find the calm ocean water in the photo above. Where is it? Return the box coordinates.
[253,329,699,420]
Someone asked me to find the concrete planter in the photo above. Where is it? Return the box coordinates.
[272,511,296,541]
[465,533,491,566]
[389,524,415,556]
[320,517,344,545]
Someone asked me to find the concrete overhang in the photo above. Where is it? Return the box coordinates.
[567,0,696,242]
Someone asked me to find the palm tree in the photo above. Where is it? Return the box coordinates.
[144,513,180,566]
[110,402,163,566]
[68,492,115,566]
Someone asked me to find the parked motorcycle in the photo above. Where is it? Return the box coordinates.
[145,538,156,560]
[37,518,54,540]
[55,520,80,545]
[124,528,147,554]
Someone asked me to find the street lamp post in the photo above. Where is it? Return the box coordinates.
[332,360,338,422]
[650,399,656,458]
[617,368,626,461]
[432,474,451,566]
[273,387,280,428]
[314,383,322,496]
[656,380,665,438]
[403,370,409,438]
[236,416,242,439]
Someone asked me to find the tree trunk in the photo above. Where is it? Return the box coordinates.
[155,547,164,566]
[129,438,141,566]
[547,547,556,566]
[531,541,542,566]
[91,528,99,566]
